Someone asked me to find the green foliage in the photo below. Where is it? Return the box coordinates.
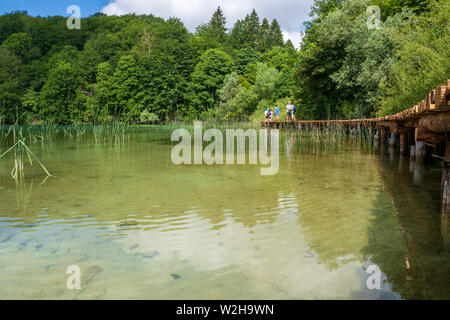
[0,47,22,121]
[257,18,271,52]
[268,19,284,48]
[244,9,260,49]
[0,1,441,124]
[208,7,227,42]
[373,0,433,16]
[189,48,235,112]
[262,46,297,71]
[293,0,433,119]
[378,0,450,115]
[254,63,279,100]
[38,60,84,123]
[140,109,160,124]
[1,32,39,63]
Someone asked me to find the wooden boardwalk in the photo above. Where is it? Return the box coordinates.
[261,79,450,137]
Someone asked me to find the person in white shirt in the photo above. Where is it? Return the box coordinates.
[286,102,292,121]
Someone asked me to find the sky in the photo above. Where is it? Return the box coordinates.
[1,0,315,48]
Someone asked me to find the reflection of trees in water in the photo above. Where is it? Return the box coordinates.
[363,157,450,299]
[292,153,381,269]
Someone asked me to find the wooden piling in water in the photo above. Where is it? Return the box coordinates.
[380,127,386,144]
[443,138,450,215]
[389,132,397,148]
[400,132,408,155]
[442,137,450,247]
[415,141,427,164]
[410,145,416,159]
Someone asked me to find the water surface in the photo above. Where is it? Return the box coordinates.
[0,127,449,299]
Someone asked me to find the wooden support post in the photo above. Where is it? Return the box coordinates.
[389,132,397,147]
[374,129,380,151]
[442,138,450,214]
[442,137,450,248]
[415,141,427,164]
[414,128,427,163]
[380,127,386,142]
[400,132,408,155]
[413,162,424,185]
[410,145,416,159]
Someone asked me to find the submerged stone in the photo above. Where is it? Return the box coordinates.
[170,273,181,280]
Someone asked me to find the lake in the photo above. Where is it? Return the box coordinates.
[0,126,449,299]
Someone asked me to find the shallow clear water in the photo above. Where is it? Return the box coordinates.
[0,127,449,299]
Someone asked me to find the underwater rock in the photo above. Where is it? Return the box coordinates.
[143,250,159,259]
[170,273,181,280]
[135,250,159,259]
[85,265,104,285]
[20,239,32,246]
[119,220,138,227]
[129,244,139,250]
[0,233,13,243]
[303,252,316,258]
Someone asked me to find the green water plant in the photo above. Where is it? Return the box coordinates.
[0,126,53,181]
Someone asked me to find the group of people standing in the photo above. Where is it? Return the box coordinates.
[264,101,297,121]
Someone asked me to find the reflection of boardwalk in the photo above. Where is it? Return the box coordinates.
[367,156,450,299]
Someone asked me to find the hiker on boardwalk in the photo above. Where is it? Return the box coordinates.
[274,105,279,120]
[292,103,297,121]
[286,102,292,121]
[264,107,272,122]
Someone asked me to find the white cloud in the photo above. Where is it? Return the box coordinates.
[282,30,304,49]
[101,0,313,49]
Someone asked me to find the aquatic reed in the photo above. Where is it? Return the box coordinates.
[0,126,53,181]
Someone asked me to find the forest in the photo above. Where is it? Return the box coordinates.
[0,0,448,124]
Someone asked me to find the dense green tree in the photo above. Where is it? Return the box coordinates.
[285,39,296,51]
[374,0,433,17]
[139,18,196,119]
[230,19,246,48]
[257,18,270,52]
[0,48,22,121]
[39,61,84,123]
[189,49,235,112]
[78,33,126,83]
[213,72,258,120]
[1,32,39,63]
[379,0,450,115]
[0,2,442,124]
[244,9,260,49]
[294,0,373,119]
[0,11,26,43]
[262,46,297,71]
[268,19,284,48]
[233,47,260,75]
[208,7,227,42]
[106,55,144,121]
[254,63,279,100]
